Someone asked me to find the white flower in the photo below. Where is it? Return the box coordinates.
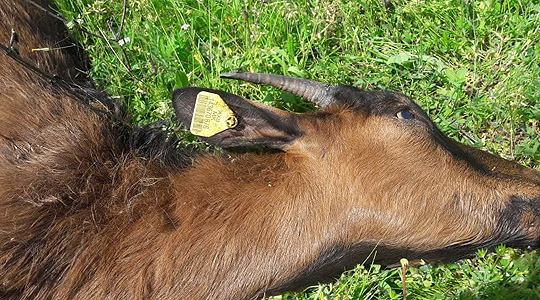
[118,37,130,47]
[181,24,190,31]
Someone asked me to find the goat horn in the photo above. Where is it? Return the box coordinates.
[220,72,336,108]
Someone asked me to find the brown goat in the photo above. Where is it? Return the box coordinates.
[1,1,539,300]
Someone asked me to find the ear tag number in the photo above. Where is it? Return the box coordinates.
[190,91,238,137]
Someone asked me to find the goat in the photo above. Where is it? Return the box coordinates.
[1,1,539,299]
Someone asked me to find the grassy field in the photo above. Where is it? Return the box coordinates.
[51,0,540,299]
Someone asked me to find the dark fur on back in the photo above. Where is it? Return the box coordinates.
[0,1,193,298]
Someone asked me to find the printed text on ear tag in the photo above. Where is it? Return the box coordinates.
[190,91,238,137]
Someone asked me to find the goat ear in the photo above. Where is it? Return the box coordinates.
[172,87,301,149]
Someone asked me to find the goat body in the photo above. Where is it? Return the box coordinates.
[1,1,539,299]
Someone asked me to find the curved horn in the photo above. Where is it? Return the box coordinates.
[220,72,336,108]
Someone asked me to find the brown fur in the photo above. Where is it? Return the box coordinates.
[1,1,539,300]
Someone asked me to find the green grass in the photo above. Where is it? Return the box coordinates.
[51,0,540,299]
[275,247,540,299]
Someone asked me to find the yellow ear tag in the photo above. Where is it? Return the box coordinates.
[190,91,238,137]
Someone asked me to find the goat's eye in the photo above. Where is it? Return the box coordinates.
[396,110,414,120]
